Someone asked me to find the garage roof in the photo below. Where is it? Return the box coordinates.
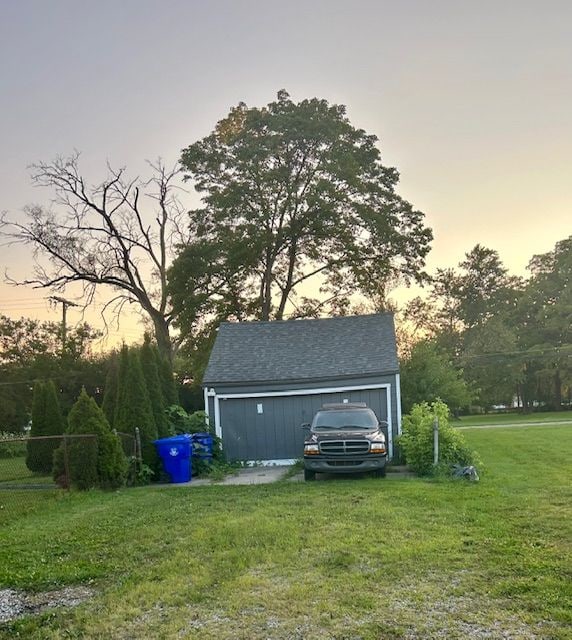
[203,313,399,385]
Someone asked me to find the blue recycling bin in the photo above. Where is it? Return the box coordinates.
[154,434,192,483]
[191,432,214,461]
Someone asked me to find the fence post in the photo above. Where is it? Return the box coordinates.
[433,417,439,466]
[135,427,142,471]
[62,434,70,490]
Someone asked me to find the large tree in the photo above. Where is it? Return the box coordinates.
[170,91,432,359]
[517,236,572,409]
[454,244,522,330]
[404,247,521,352]
[403,268,465,360]
[401,245,524,410]
[461,316,523,410]
[1,155,189,361]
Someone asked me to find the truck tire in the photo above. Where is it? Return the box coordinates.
[374,467,386,478]
[304,469,316,481]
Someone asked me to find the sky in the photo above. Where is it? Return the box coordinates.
[0,0,570,346]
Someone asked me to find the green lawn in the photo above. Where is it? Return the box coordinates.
[456,410,572,427]
[0,456,53,486]
[1,425,571,639]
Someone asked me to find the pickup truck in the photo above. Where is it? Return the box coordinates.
[302,402,387,481]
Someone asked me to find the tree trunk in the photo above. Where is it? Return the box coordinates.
[554,369,562,411]
[151,314,172,363]
[261,257,273,321]
[276,239,298,320]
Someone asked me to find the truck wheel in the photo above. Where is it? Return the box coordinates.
[374,467,386,478]
[304,469,316,481]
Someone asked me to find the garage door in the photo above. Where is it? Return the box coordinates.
[218,387,389,461]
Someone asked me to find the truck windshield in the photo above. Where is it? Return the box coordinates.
[312,409,378,430]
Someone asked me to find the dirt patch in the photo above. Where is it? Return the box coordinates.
[0,585,94,623]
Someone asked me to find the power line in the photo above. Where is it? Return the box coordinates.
[457,346,572,362]
[0,297,50,302]
[0,301,49,306]
[0,374,104,387]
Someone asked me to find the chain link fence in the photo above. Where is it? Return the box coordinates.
[0,431,141,524]
[115,431,137,459]
[1,434,98,491]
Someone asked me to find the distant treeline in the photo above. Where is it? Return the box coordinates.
[399,237,572,413]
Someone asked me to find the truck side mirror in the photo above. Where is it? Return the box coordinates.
[301,422,311,430]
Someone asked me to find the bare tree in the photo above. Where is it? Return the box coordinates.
[1,153,189,361]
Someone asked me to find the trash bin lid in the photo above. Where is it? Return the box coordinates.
[154,434,192,445]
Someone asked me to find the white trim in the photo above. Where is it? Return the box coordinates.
[203,387,212,431]
[211,381,396,460]
[203,387,210,418]
[385,386,393,459]
[213,395,222,439]
[395,373,402,436]
[217,382,391,400]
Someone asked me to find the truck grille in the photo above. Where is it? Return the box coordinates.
[319,440,369,455]
[326,460,363,467]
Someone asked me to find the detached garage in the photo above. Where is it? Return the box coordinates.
[203,313,402,463]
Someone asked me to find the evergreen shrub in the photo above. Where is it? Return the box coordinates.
[26,381,65,474]
[53,388,127,489]
[115,348,158,468]
[140,336,170,438]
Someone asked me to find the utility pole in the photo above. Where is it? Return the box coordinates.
[48,296,79,353]
[433,416,439,466]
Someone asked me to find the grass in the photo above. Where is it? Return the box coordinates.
[0,425,571,639]
[0,456,53,486]
[456,410,572,427]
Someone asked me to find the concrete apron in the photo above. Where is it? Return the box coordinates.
[152,464,416,488]
[157,465,293,488]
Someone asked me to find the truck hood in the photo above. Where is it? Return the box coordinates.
[305,429,384,444]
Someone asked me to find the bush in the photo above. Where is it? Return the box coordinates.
[165,406,212,435]
[126,456,154,486]
[399,399,479,476]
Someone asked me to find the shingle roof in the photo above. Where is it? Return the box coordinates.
[203,313,399,385]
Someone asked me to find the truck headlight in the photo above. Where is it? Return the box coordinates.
[304,444,319,455]
[370,442,386,454]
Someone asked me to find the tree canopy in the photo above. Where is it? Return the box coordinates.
[516,236,572,409]
[0,316,106,432]
[400,341,472,414]
[170,91,432,364]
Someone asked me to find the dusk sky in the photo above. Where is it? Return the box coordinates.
[1,0,570,345]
